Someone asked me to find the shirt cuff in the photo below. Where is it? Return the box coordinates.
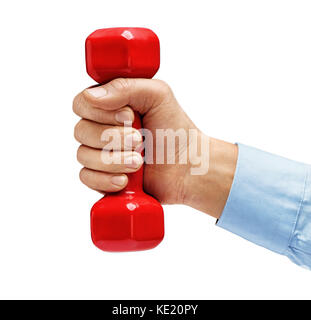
[217,143,309,254]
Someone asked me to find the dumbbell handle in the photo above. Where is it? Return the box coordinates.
[122,111,144,192]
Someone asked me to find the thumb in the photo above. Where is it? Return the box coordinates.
[83,78,172,115]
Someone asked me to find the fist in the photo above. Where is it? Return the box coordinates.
[73,78,204,205]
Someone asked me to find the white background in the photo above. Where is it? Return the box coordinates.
[0,0,310,299]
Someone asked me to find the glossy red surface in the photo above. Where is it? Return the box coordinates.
[86,27,160,83]
[86,28,164,252]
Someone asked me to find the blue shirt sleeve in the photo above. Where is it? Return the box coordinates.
[217,143,311,269]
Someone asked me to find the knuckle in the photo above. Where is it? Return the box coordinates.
[79,168,87,183]
[79,168,96,189]
[79,168,94,189]
[155,79,172,96]
[74,120,88,143]
[109,78,132,91]
[146,79,173,106]
[74,120,83,142]
[76,145,85,164]
[72,93,84,116]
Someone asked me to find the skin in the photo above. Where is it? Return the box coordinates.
[73,78,238,219]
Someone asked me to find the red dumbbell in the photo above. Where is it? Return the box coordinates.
[85,27,165,252]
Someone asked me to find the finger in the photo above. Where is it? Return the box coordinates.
[73,93,134,125]
[81,78,173,114]
[79,168,128,192]
[77,145,143,173]
[74,119,142,150]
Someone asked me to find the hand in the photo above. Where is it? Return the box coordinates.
[73,78,237,218]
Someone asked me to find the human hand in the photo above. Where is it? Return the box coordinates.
[73,78,237,218]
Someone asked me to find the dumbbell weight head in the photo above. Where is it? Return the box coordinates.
[86,27,160,83]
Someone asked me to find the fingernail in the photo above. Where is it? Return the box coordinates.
[125,155,142,169]
[124,132,142,148]
[111,175,127,186]
[115,110,132,123]
[86,87,107,98]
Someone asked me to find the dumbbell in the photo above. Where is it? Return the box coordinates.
[85,27,165,251]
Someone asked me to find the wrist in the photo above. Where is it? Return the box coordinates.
[184,136,238,219]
